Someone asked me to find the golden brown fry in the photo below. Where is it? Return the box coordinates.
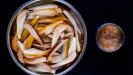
[28,63,55,73]
[43,37,52,43]
[24,57,47,64]
[39,20,63,35]
[47,39,68,61]
[21,16,39,41]
[23,23,38,49]
[23,48,49,57]
[11,33,19,52]
[63,10,81,35]
[48,33,53,38]
[63,33,73,38]
[21,29,29,41]
[30,16,39,25]
[36,26,45,30]
[23,35,33,49]
[29,4,58,12]
[51,52,76,68]
[17,10,28,39]
[38,15,67,23]
[17,49,25,63]
[51,23,69,47]
[62,39,69,59]
[28,9,59,18]
[37,24,47,27]
[49,52,63,63]
[36,26,47,32]
[24,24,44,46]
[32,44,50,50]
[24,54,47,59]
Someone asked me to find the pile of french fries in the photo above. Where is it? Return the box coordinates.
[11,4,82,74]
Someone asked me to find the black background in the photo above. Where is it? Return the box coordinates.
[0,0,132,75]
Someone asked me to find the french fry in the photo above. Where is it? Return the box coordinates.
[51,52,76,68]
[29,9,59,18]
[28,63,55,73]
[32,43,51,50]
[63,10,81,35]
[29,4,58,12]
[62,39,69,59]
[47,39,68,61]
[39,20,63,35]
[24,24,44,46]
[12,33,19,52]
[68,37,77,55]
[63,10,81,52]
[23,22,38,49]
[38,15,67,23]
[17,49,25,63]
[51,24,68,47]
[24,57,47,64]
[23,35,33,49]
[49,52,63,63]
[21,16,39,41]
[17,10,28,39]
[23,48,49,57]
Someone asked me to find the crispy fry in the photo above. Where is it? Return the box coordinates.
[62,39,69,59]
[49,52,63,63]
[23,23,38,49]
[38,15,67,23]
[68,37,77,55]
[12,33,19,52]
[51,23,68,47]
[47,39,68,61]
[39,20,63,35]
[23,48,49,57]
[17,10,28,39]
[17,49,25,63]
[23,35,33,49]
[63,10,81,34]
[29,9,59,18]
[29,4,58,12]
[24,57,47,64]
[21,16,39,41]
[28,63,55,73]
[51,52,76,68]
[24,24,44,46]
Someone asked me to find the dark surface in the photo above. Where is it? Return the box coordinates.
[0,0,132,75]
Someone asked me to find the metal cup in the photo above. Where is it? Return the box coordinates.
[7,0,87,74]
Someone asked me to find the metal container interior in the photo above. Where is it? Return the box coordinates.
[7,0,87,75]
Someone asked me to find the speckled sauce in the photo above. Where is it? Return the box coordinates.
[96,23,125,53]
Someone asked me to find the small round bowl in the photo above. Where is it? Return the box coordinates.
[96,23,125,53]
[7,0,87,75]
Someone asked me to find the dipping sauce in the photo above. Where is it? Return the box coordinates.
[96,23,125,53]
